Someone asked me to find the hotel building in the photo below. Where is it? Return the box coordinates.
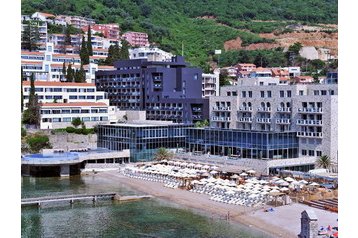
[202,73,219,98]
[129,47,173,61]
[209,83,338,162]
[95,56,209,124]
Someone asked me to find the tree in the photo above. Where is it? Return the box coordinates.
[254,53,269,67]
[66,63,74,82]
[316,155,331,169]
[119,40,130,59]
[78,64,86,83]
[288,42,303,55]
[21,20,40,51]
[154,148,174,161]
[64,25,72,48]
[71,117,82,128]
[219,69,231,86]
[80,36,89,65]
[87,25,93,56]
[26,134,51,153]
[22,74,40,126]
[62,62,67,81]
[195,120,209,128]
[21,67,24,113]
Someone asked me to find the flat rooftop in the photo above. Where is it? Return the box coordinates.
[105,120,190,127]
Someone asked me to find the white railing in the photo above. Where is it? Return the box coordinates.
[276,119,291,124]
[211,116,231,121]
[258,107,271,112]
[212,106,231,111]
[296,119,323,125]
[298,108,323,113]
[238,107,253,112]
[296,131,323,138]
[256,118,271,123]
[277,107,291,112]
[238,117,253,123]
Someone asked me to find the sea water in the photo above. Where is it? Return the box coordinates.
[21,175,271,238]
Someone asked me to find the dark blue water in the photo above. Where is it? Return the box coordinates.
[21,175,271,238]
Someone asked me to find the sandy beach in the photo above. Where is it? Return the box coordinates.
[93,170,334,238]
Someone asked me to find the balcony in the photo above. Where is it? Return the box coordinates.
[277,107,292,113]
[211,116,231,121]
[212,106,231,111]
[276,119,291,124]
[256,118,271,123]
[298,108,323,113]
[238,107,253,112]
[238,117,253,123]
[297,131,323,138]
[258,107,271,112]
[296,119,323,126]
[192,107,202,112]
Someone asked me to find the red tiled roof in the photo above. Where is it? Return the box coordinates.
[37,12,55,18]
[23,81,95,87]
[255,67,271,72]
[98,66,115,69]
[21,61,43,65]
[237,63,256,67]
[21,51,44,55]
[41,102,108,107]
[238,71,250,75]
[90,55,107,59]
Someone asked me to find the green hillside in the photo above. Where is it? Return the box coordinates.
[21,0,338,69]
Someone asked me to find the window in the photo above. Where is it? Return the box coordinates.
[79,96,86,99]
[63,117,71,122]
[52,118,61,122]
[267,91,272,98]
[87,96,95,99]
[299,90,304,96]
[232,91,237,96]
[314,90,319,96]
[280,91,284,98]
[71,109,80,114]
[330,90,334,95]
[242,91,246,98]
[53,95,62,100]
[316,151,322,156]
[248,91,252,98]
[69,95,77,99]
[67,88,77,92]
[302,150,307,156]
[96,96,103,100]
[87,88,95,92]
[287,91,292,97]
[53,88,62,92]
[91,109,98,113]
[62,110,70,114]
[193,74,198,80]
[45,95,53,99]
[259,82,264,85]
[260,91,265,98]
[309,150,315,156]
[82,117,90,121]
[81,110,90,114]
[321,90,327,95]
[91,117,99,121]
[227,92,231,96]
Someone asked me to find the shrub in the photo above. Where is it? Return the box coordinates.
[71,117,82,128]
[65,127,76,133]
[21,127,27,137]
[26,134,51,153]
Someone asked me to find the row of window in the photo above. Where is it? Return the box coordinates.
[24,88,96,93]
[43,116,108,123]
[301,150,322,157]
[41,108,108,114]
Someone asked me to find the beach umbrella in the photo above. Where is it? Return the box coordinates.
[210,170,218,175]
[280,181,290,187]
[211,166,219,170]
[270,189,280,194]
[230,174,240,179]
[161,159,168,163]
[309,182,320,186]
[247,169,256,174]
[299,180,308,184]
[194,164,202,168]
[226,190,235,195]
[284,177,295,182]
[259,180,269,184]
[280,187,289,192]
[240,172,248,176]
[202,165,210,170]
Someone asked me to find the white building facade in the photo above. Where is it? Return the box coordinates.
[209,84,338,162]
[202,73,219,98]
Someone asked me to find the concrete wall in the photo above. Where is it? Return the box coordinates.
[48,133,97,150]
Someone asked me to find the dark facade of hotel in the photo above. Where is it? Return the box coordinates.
[95,56,209,124]
[98,124,299,162]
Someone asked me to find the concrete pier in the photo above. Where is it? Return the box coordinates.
[60,165,70,177]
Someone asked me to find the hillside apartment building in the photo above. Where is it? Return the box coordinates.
[122,31,149,47]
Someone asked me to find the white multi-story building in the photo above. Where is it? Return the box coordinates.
[21,16,48,45]
[209,83,338,162]
[22,81,108,106]
[129,47,173,61]
[202,73,219,98]
[22,81,124,129]
[21,43,114,83]
[55,15,95,29]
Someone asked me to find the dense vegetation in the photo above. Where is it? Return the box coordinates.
[21,0,337,68]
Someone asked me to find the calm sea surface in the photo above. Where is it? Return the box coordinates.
[21,175,271,238]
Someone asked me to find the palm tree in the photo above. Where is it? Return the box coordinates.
[154,148,173,161]
[316,155,331,169]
